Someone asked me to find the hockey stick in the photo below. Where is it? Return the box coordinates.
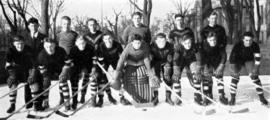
[97,62,154,108]
[0,81,60,120]
[214,78,269,109]
[68,82,110,116]
[192,83,249,114]
[0,83,27,99]
[159,73,216,115]
[27,79,93,119]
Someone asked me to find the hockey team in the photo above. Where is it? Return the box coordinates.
[4,11,269,115]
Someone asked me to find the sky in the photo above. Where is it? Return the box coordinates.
[60,0,196,24]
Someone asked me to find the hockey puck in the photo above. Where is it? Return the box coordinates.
[142,108,147,111]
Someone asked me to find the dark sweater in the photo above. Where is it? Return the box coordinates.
[6,45,34,70]
[122,24,151,45]
[57,30,78,55]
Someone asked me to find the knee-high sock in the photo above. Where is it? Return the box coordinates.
[217,78,225,96]
[9,89,17,104]
[59,81,70,105]
[230,77,240,97]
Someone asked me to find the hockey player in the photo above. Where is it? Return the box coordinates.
[84,18,103,49]
[68,35,95,109]
[168,14,194,45]
[201,11,227,50]
[57,16,78,55]
[172,34,203,106]
[113,34,159,103]
[229,32,268,105]
[5,35,37,113]
[37,38,71,111]
[83,18,103,107]
[199,31,228,105]
[56,16,78,106]
[95,31,122,107]
[150,33,174,105]
[122,12,151,45]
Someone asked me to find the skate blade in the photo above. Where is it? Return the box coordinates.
[230,107,249,113]
[193,105,216,115]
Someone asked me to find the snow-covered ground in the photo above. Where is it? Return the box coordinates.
[0,75,269,120]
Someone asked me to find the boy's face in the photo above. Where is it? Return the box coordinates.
[13,41,25,52]
[28,23,39,33]
[208,14,217,26]
[155,37,166,49]
[61,19,71,32]
[132,15,142,26]
[103,35,113,48]
[243,36,253,47]
[174,17,184,28]
[181,39,192,50]
[44,42,56,55]
[132,40,142,50]
[87,21,97,32]
[207,36,217,47]
[76,38,86,51]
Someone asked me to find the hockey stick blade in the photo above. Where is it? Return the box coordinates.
[55,110,69,117]
[26,114,46,119]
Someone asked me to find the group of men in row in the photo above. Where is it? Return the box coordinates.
[4,11,268,114]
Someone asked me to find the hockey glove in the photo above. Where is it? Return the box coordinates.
[163,64,172,81]
[28,68,38,84]
[59,66,70,82]
[214,64,225,78]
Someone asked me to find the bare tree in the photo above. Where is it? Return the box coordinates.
[220,0,234,44]
[244,0,261,42]
[171,0,191,16]
[40,0,49,35]
[0,0,29,33]
[49,0,65,39]
[129,0,152,27]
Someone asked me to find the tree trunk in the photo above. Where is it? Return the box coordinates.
[40,0,49,36]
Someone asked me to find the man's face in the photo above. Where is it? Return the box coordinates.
[87,21,97,32]
[207,36,217,47]
[243,36,253,47]
[75,38,86,51]
[208,14,217,26]
[181,39,192,50]
[61,19,71,32]
[13,41,25,52]
[28,23,39,33]
[174,17,184,28]
[155,37,166,49]
[44,42,56,55]
[132,15,142,26]
[103,35,113,48]
[132,40,142,50]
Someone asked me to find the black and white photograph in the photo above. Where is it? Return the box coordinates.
[0,0,269,120]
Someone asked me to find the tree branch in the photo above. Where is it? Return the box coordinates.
[129,0,143,12]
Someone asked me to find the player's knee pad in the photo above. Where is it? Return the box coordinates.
[231,72,240,79]
[7,76,17,88]
[250,74,259,80]
[43,77,51,89]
